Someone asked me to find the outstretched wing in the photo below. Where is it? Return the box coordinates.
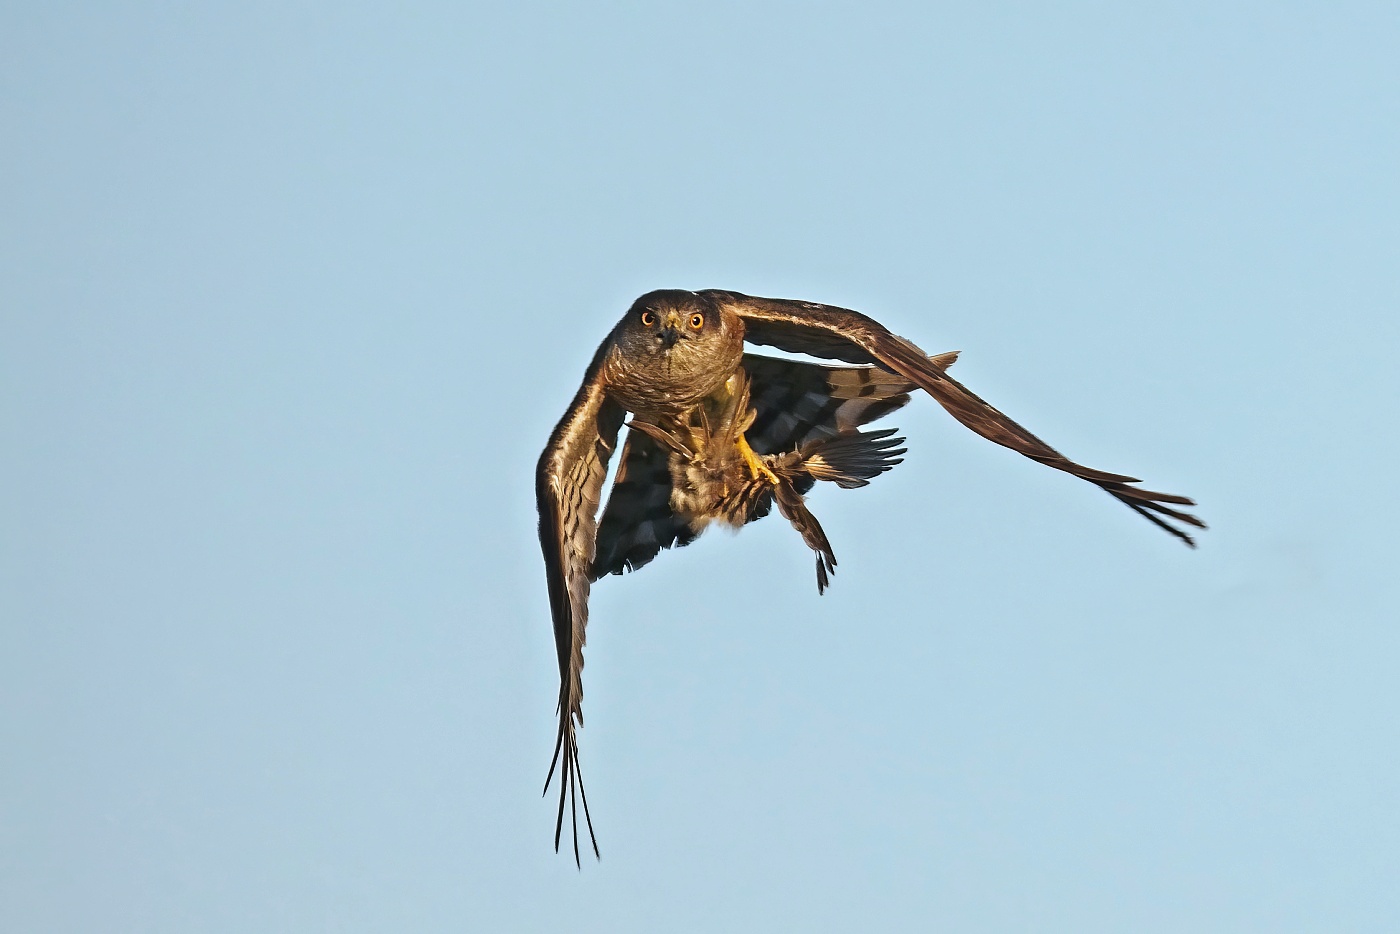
[704,290,1206,545]
[536,341,626,866]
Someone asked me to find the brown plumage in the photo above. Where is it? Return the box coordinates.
[536,289,1206,865]
[621,366,907,594]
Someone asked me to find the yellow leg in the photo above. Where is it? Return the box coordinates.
[737,433,781,485]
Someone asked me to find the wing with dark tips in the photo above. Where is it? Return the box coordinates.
[592,427,699,580]
[706,290,1206,546]
[536,341,626,865]
[742,352,926,455]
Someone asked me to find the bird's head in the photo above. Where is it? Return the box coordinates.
[615,289,735,363]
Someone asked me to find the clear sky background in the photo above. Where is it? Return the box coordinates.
[3,3,1397,931]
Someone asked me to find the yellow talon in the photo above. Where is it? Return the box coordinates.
[737,433,780,485]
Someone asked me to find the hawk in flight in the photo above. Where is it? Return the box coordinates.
[536,289,1204,864]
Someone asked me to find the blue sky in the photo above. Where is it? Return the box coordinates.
[3,3,1398,931]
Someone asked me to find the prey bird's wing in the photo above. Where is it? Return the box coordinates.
[535,342,625,865]
[741,353,917,458]
[705,290,1205,545]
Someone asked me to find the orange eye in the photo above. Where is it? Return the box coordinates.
[640,310,656,326]
[689,313,704,329]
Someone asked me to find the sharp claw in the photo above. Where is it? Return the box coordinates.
[737,434,780,485]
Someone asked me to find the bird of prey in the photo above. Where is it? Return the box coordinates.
[536,289,1204,865]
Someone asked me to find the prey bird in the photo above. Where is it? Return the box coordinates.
[536,289,1205,865]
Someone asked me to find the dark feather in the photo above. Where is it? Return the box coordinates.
[591,427,698,580]
[741,353,916,456]
[801,427,908,489]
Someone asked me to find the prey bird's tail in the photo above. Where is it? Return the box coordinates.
[800,427,907,489]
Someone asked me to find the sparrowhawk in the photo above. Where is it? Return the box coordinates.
[536,289,1204,864]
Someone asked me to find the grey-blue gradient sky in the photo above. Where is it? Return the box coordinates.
[4,3,1397,931]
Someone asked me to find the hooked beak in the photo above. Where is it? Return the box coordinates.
[657,311,684,349]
